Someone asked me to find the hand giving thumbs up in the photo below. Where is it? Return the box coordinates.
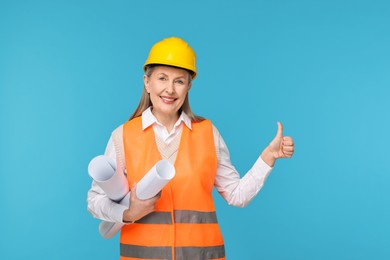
[261,122,295,167]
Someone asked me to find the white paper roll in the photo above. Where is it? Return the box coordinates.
[136,160,175,200]
[88,155,129,202]
[88,155,175,239]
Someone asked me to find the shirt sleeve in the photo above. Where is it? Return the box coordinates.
[86,136,128,223]
[213,125,273,208]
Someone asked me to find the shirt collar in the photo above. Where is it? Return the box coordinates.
[141,107,192,130]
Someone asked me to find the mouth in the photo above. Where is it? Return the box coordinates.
[160,96,177,104]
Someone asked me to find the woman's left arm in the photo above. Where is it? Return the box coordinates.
[213,122,294,208]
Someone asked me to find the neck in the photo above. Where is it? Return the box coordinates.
[152,110,179,133]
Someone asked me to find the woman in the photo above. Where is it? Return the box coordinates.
[87,37,295,260]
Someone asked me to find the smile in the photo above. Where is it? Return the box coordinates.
[160,96,177,104]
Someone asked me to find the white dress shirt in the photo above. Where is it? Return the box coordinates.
[87,107,273,223]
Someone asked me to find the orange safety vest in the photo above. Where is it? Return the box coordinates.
[120,116,225,260]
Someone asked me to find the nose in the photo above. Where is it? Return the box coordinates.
[165,81,175,95]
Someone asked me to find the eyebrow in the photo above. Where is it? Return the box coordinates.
[156,73,187,79]
[156,73,168,77]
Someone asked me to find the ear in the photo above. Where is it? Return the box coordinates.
[144,75,150,93]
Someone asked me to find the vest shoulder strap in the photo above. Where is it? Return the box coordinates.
[112,124,126,174]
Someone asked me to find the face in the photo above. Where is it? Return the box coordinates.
[144,65,192,122]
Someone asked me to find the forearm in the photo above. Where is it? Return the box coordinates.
[87,181,128,223]
[215,156,272,208]
[212,125,273,207]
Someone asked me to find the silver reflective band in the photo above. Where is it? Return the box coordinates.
[174,210,218,224]
[136,212,172,224]
[120,244,172,259]
[176,245,225,259]
[120,244,225,259]
[134,210,218,225]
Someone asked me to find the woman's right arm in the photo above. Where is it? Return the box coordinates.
[87,180,129,223]
[87,135,161,223]
[86,136,128,223]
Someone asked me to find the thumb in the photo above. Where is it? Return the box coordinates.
[130,183,140,200]
[275,121,283,138]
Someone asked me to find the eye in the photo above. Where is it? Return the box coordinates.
[175,79,185,85]
[158,77,167,81]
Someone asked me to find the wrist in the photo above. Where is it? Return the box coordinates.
[122,209,135,224]
[261,146,276,167]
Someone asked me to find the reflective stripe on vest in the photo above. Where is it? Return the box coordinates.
[121,117,225,260]
[120,244,225,260]
[134,210,218,224]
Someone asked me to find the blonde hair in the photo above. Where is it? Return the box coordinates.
[129,65,204,122]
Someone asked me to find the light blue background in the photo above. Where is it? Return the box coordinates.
[1,0,389,259]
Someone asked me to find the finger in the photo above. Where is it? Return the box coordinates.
[131,184,142,200]
[282,137,294,146]
[282,146,294,152]
[149,191,162,201]
[147,196,161,208]
[148,196,159,204]
[155,191,162,199]
[284,149,294,156]
[282,140,294,146]
[276,121,284,138]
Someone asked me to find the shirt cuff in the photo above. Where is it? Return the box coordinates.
[111,203,129,223]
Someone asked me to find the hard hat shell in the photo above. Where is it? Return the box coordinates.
[144,37,197,79]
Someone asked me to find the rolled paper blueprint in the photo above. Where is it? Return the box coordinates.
[98,160,175,238]
[88,156,175,239]
[136,159,176,200]
[88,155,129,239]
[88,155,128,202]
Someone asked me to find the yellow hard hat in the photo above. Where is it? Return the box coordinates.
[144,37,197,79]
